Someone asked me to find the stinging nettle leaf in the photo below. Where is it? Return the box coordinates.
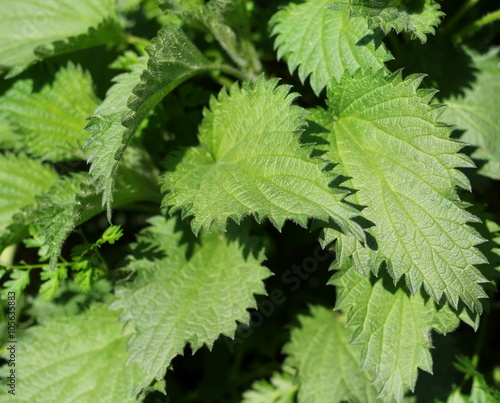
[284,305,379,403]
[162,77,365,239]
[85,24,216,220]
[327,0,444,43]
[270,0,391,95]
[331,266,460,401]
[0,63,99,162]
[34,173,102,271]
[34,148,160,272]
[311,69,487,312]
[0,153,58,235]
[0,303,145,402]
[111,216,271,390]
[242,370,298,403]
[442,48,500,181]
[0,0,122,77]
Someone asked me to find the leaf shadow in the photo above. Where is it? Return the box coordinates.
[388,36,479,100]
[356,28,386,51]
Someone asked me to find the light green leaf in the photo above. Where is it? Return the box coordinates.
[0,63,99,161]
[242,370,298,403]
[311,70,487,312]
[111,216,271,389]
[331,267,459,401]
[40,265,68,300]
[162,77,364,239]
[85,24,214,219]
[0,0,122,77]
[0,269,31,298]
[0,153,58,234]
[35,147,160,271]
[0,119,18,149]
[442,48,500,180]
[270,0,391,95]
[84,57,148,216]
[94,58,148,117]
[0,303,145,402]
[327,0,444,43]
[35,173,102,271]
[284,305,379,403]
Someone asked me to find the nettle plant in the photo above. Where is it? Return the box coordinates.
[1,0,500,401]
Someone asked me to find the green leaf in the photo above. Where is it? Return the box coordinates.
[163,0,261,73]
[242,370,298,403]
[40,265,68,300]
[0,0,122,77]
[331,266,459,401]
[284,305,379,403]
[0,303,145,402]
[85,24,215,219]
[0,63,99,161]
[162,77,364,239]
[0,119,18,149]
[448,357,500,402]
[84,57,149,217]
[35,173,102,271]
[0,153,58,234]
[35,146,159,272]
[111,216,271,389]
[441,48,500,180]
[270,0,391,95]
[327,0,444,43]
[311,70,487,312]
[94,58,148,117]
[0,269,31,298]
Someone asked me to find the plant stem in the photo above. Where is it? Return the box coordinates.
[212,73,235,89]
[442,0,481,35]
[218,64,251,82]
[471,312,488,369]
[5,263,70,270]
[76,229,110,274]
[456,9,500,40]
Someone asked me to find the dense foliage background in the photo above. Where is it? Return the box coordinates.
[0,0,500,402]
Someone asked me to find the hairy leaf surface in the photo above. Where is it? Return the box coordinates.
[84,58,147,215]
[311,70,486,312]
[85,25,214,219]
[112,216,271,388]
[0,154,58,234]
[35,173,102,271]
[0,0,121,77]
[331,267,459,401]
[270,0,391,95]
[442,48,500,180]
[94,58,148,117]
[328,0,444,43]
[0,64,99,161]
[162,77,364,238]
[34,148,160,271]
[0,304,144,402]
[284,305,379,402]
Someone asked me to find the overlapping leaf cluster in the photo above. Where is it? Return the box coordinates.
[0,0,499,402]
